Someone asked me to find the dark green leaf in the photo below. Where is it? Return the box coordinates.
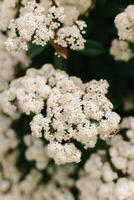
[78,40,106,56]
[28,43,49,59]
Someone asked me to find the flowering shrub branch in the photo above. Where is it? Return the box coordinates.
[0,0,133,199]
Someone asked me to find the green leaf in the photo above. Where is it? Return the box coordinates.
[28,43,49,59]
[78,40,106,56]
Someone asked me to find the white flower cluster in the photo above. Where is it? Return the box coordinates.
[111,116,134,177]
[112,5,134,62]
[48,164,76,188]
[0,64,120,164]
[0,145,75,200]
[0,112,19,190]
[0,162,74,200]
[41,0,95,26]
[0,110,75,200]
[123,95,134,111]
[110,39,134,62]
[0,0,18,31]
[0,165,42,200]
[36,181,75,200]
[39,164,75,200]
[5,0,87,54]
[115,5,134,43]
[0,32,30,92]
[0,113,19,161]
[0,112,21,196]
[77,153,134,200]
[0,156,75,200]
[76,117,134,200]
[24,135,49,170]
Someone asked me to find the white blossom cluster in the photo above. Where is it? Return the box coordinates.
[24,135,49,170]
[0,112,21,196]
[0,32,30,92]
[0,132,75,200]
[0,142,75,200]
[0,113,19,161]
[123,95,134,111]
[111,5,134,62]
[110,39,134,62]
[0,109,76,200]
[35,181,75,200]
[5,0,87,54]
[76,117,134,200]
[0,114,133,200]
[0,113,43,199]
[0,1,130,198]
[0,163,41,200]
[39,164,75,200]
[115,5,134,43]
[41,0,95,26]
[48,164,76,188]
[0,64,120,164]
[77,153,134,200]
[112,116,134,176]
[0,110,20,195]
[0,0,18,31]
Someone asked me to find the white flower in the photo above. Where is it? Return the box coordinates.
[5,1,87,54]
[24,135,49,170]
[110,39,134,62]
[47,142,81,164]
[0,33,30,92]
[0,0,18,31]
[41,0,95,26]
[55,22,86,50]
[0,64,120,164]
[115,5,134,42]
[115,178,134,200]
[109,117,134,177]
